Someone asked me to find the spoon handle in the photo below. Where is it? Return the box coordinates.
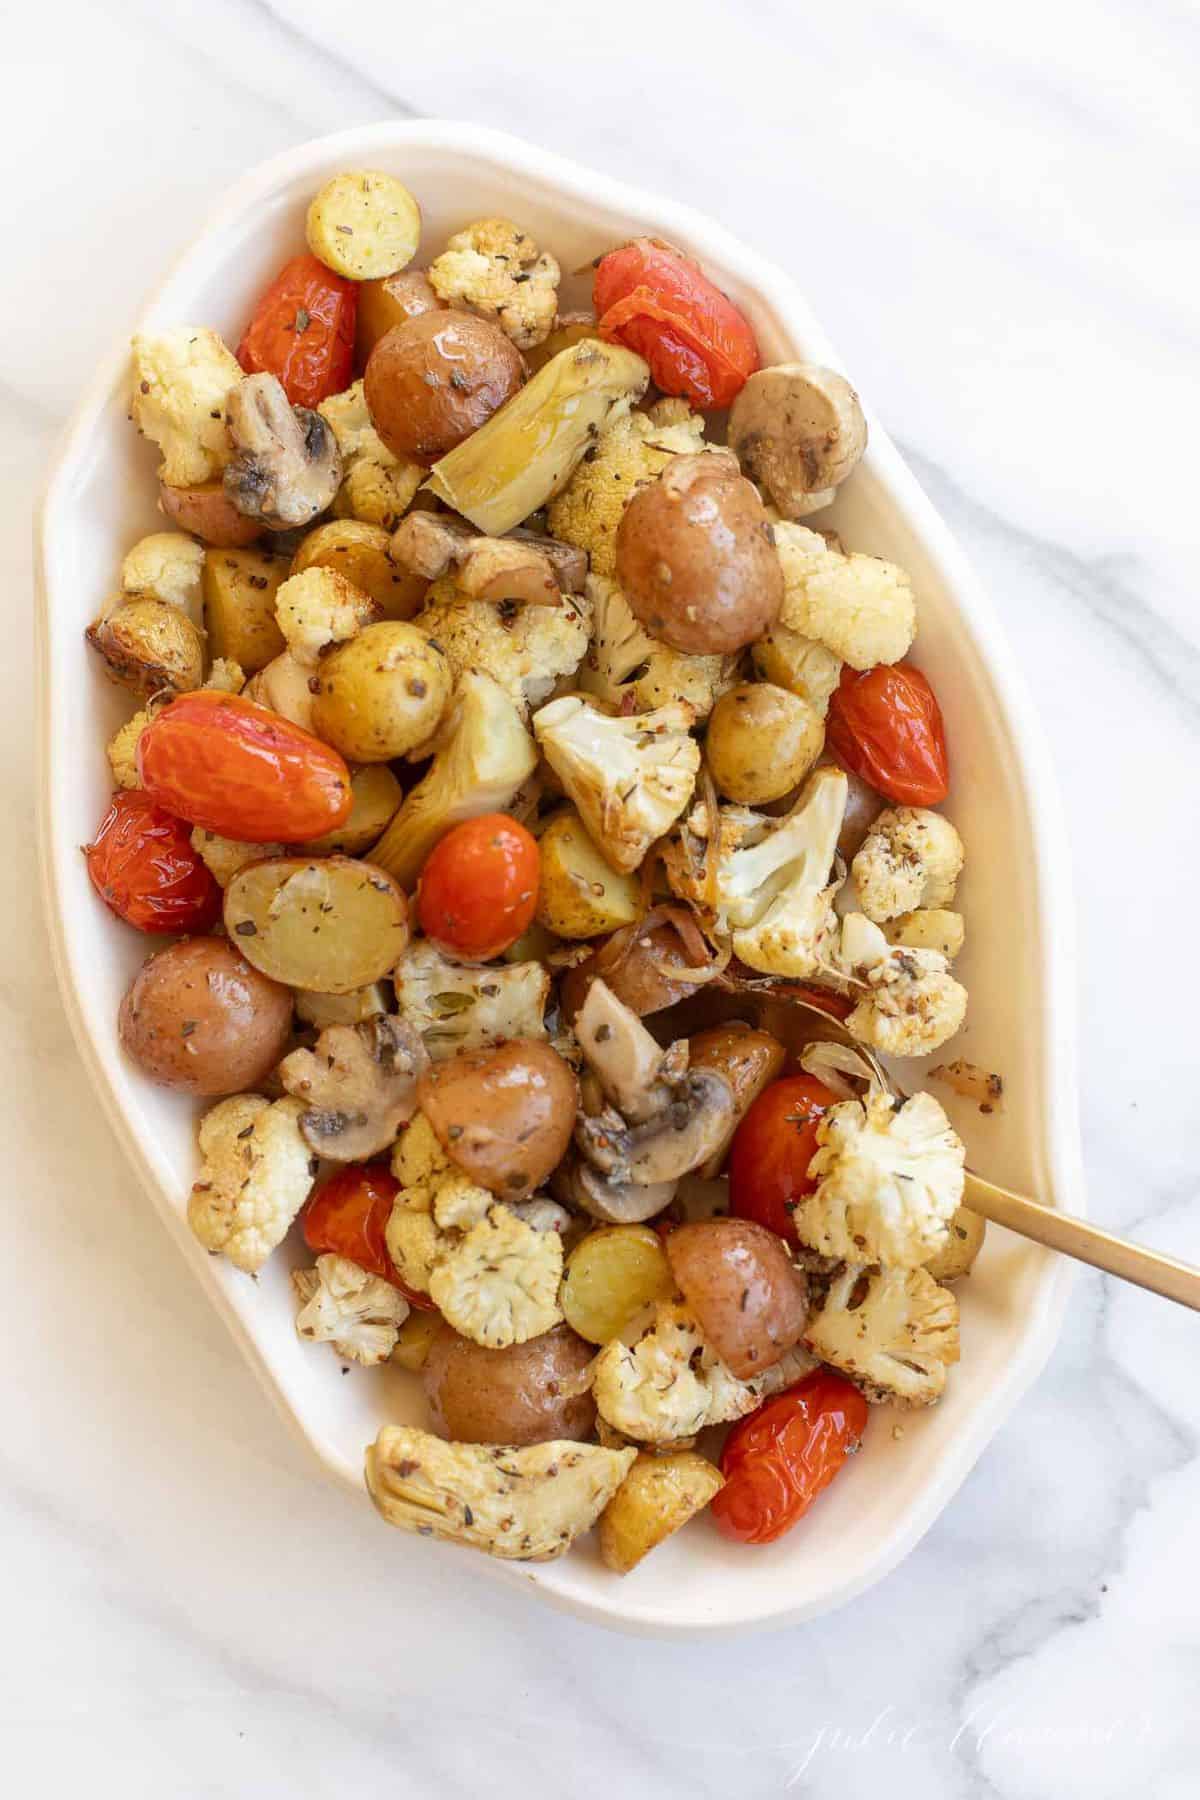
[963,1172,1200,1312]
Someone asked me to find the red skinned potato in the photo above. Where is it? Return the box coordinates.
[158,481,262,548]
[422,1321,596,1445]
[417,1038,579,1199]
[118,936,293,1095]
[356,270,444,364]
[615,454,783,654]
[665,1218,809,1378]
[364,312,524,463]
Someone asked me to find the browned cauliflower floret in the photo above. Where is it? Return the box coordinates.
[427,217,560,348]
[274,565,379,668]
[187,1095,315,1273]
[851,807,965,923]
[130,327,243,487]
[428,1206,564,1347]
[546,401,710,577]
[292,1254,410,1366]
[393,940,549,1059]
[804,1263,960,1407]
[319,379,423,530]
[775,521,916,671]
[838,914,967,1058]
[416,578,591,719]
[578,574,734,719]
[119,532,205,618]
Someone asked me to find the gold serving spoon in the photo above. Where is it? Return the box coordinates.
[788,999,1200,1312]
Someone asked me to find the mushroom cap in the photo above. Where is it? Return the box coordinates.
[728,363,867,519]
[279,1013,428,1162]
[224,372,343,529]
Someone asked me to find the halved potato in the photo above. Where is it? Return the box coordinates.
[223,856,410,993]
[560,1226,675,1346]
[301,765,403,855]
[294,982,390,1030]
[925,1205,986,1283]
[201,546,289,672]
[535,809,642,940]
[306,171,421,281]
[391,1309,441,1373]
[86,599,204,695]
[598,1451,724,1574]
[291,519,427,620]
[158,480,262,548]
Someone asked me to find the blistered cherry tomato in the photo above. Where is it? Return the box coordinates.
[237,253,357,408]
[594,238,759,408]
[711,1370,868,1545]
[137,691,353,843]
[85,790,222,934]
[416,814,539,961]
[826,662,949,806]
[303,1164,435,1309]
[727,1074,838,1245]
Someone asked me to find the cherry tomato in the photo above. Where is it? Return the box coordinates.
[303,1165,435,1309]
[711,1370,868,1545]
[826,662,949,806]
[727,1074,838,1245]
[593,239,759,409]
[237,253,357,408]
[137,690,353,843]
[416,814,539,961]
[85,790,222,934]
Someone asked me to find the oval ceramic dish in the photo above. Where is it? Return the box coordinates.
[36,121,1082,1636]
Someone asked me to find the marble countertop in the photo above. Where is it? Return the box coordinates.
[7,2,1199,1794]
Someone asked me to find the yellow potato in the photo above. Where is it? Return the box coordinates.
[223,855,410,993]
[310,621,452,763]
[201,546,289,672]
[86,599,204,695]
[294,982,390,1029]
[925,1205,986,1283]
[704,681,824,804]
[598,1452,724,1574]
[884,909,966,959]
[302,765,403,855]
[306,170,421,281]
[391,1310,442,1373]
[291,519,427,620]
[523,313,600,376]
[560,1226,675,1346]
[535,809,642,940]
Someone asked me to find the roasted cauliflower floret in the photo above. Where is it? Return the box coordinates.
[120,532,205,617]
[429,1205,564,1347]
[578,574,732,719]
[319,378,423,531]
[393,940,549,1058]
[883,909,965,959]
[366,1426,636,1560]
[775,521,915,671]
[592,1301,816,1445]
[852,807,965,923]
[106,659,246,790]
[130,327,243,487]
[752,621,843,716]
[427,217,560,348]
[546,401,710,576]
[533,694,700,873]
[274,565,379,668]
[205,657,245,694]
[839,914,968,1058]
[416,577,591,719]
[292,1254,410,1366]
[190,827,285,886]
[187,1095,315,1274]
[796,1087,965,1268]
[392,1108,454,1189]
[804,1263,960,1407]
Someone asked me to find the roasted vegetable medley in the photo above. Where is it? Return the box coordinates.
[87,168,983,1572]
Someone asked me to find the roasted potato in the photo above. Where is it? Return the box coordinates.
[665,1219,809,1378]
[598,1451,724,1574]
[299,764,403,855]
[391,1308,442,1373]
[306,170,421,281]
[223,855,410,993]
[355,270,443,364]
[242,650,314,730]
[422,1321,596,1445]
[293,981,390,1030]
[615,455,784,655]
[417,1038,578,1199]
[310,620,451,762]
[87,599,204,696]
[523,312,599,376]
[925,1205,986,1283]
[118,937,292,1095]
[560,1226,675,1346]
[364,312,525,463]
[688,1024,786,1177]
[559,915,720,1021]
[704,682,824,805]
[291,519,427,620]
[201,546,289,672]
[158,480,262,548]
[535,809,643,940]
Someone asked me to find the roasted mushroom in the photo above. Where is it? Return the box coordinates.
[390,510,587,598]
[727,364,868,518]
[279,1014,428,1161]
[552,1155,678,1226]
[223,373,342,529]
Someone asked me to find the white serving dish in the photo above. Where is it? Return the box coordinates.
[36,121,1083,1637]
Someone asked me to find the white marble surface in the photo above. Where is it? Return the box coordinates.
[6,1,1200,1793]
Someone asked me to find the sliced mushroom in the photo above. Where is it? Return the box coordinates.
[279,1014,428,1161]
[552,1154,678,1226]
[224,373,342,529]
[574,979,678,1124]
[391,510,588,596]
[574,1070,735,1187]
[727,363,867,519]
